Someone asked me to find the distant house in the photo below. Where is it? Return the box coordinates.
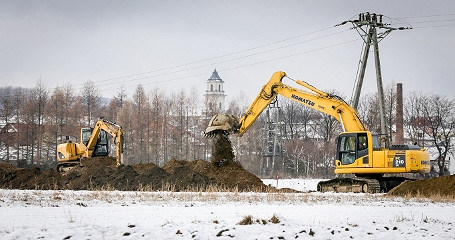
[0,123,32,165]
[0,123,30,147]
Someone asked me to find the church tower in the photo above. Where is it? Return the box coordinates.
[204,69,226,114]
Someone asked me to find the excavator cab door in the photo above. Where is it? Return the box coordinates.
[337,134,357,165]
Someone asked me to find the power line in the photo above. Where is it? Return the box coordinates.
[78,25,338,87]
[99,38,361,93]
[391,14,455,28]
[412,23,455,28]
[393,13,455,19]
[93,28,352,89]
[69,13,455,95]
[407,18,455,24]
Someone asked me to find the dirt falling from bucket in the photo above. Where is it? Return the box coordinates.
[211,133,235,167]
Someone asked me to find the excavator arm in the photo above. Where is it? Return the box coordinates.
[205,71,366,137]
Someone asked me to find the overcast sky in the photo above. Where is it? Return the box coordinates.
[1,1,454,104]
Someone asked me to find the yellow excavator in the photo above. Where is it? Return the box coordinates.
[204,71,430,193]
[56,118,124,172]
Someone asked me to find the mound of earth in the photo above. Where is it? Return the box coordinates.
[387,175,455,198]
[0,133,292,192]
[0,157,277,192]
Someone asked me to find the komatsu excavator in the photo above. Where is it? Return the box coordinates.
[204,71,430,193]
[56,118,124,172]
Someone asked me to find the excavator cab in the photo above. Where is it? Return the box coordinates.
[81,128,109,157]
[336,131,377,166]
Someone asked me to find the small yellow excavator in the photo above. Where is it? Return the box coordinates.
[56,118,124,172]
[204,71,430,193]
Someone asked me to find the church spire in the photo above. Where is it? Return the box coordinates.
[207,69,224,83]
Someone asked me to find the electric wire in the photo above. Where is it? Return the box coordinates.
[75,25,337,87]
[67,13,455,95]
[393,13,455,19]
[99,38,361,93]
[412,23,455,28]
[407,18,455,24]
[93,28,351,89]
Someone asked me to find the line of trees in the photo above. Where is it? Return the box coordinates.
[0,80,454,177]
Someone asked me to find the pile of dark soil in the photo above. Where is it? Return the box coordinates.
[387,175,455,198]
[0,133,293,192]
[0,157,273,192]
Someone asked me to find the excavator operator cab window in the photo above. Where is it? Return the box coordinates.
[93,130,109,156]
[357,133,368,158]
[81,128,92,146]
[338,135,356,165]
[338,133,369,165]
[81,127,109,157]
[371,133,380,150]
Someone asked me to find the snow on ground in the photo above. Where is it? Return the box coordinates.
[0,180,454,239]
[262,178,324,192]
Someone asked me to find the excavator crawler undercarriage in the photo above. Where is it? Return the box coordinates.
[317,175,414,193]
[317,178,381,193]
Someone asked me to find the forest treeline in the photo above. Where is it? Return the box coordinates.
[0,80,454,177]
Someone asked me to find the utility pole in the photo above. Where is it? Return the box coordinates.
[262,99,283,177]
[337,12,410,146]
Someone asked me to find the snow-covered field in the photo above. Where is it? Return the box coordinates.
[0,179,454,239]
[262,178,323,192]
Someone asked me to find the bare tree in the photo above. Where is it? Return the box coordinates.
[384,83,397,144]
[132,84,148,163]
[187,86,201,160]
[117,100,133,165]
[45,86,66,163]
[421,94,455,176]
[81,80,101,126]
[404,92,425,145]
[281,97,315,140]
[281,98,300,139]
[0,87,14,123]
[357,93,382,134]
[284,139,317,177]
[61,84,77,137]
[20,80,48,166]
[111,86,128,122]
[176,89,188,160]
[149,87,164,165]
[0,87,14,162]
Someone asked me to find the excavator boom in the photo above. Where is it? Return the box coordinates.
[205,71,365,137]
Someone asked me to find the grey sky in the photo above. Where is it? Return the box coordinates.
[1,1,454,104]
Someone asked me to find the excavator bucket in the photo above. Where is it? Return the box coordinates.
[204,114,240,138]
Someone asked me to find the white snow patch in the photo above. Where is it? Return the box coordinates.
[0,182,454,239]
[262,178,325,192]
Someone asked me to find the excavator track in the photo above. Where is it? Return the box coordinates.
[57,160,82,173]
[317,177,380,193]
